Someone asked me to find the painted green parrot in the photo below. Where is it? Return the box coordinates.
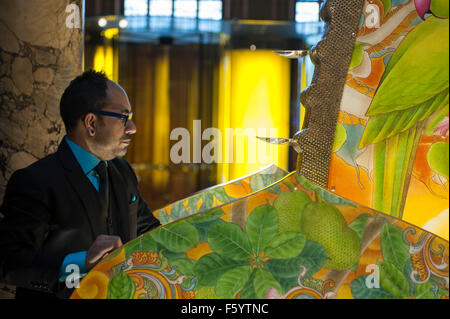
[358,2,449,218]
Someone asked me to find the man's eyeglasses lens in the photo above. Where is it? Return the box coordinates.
[92,110,133,127]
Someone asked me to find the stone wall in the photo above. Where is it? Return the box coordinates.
[0,0,83,298]
[0,0,83,204]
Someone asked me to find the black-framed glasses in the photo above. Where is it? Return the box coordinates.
[92,110,133,127]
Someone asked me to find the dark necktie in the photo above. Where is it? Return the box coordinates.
[95,161,109,206]
[94,161,112,234]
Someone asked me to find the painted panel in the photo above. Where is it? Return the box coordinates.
[71,167,449,299]
[328,0,449,240]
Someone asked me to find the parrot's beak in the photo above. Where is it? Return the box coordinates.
[414,0,431,20]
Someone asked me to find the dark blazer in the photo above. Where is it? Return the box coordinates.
[0,139,160,298]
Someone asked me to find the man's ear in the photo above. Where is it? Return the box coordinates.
[83,113,97,136]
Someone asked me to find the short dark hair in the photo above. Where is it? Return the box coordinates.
[60,69,109,133]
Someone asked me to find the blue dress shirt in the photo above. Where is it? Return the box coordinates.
[65,136,102,191]
[59,136,106,284]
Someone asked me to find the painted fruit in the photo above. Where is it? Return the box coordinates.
[427,141,449,179]
[300,193,361,270]
[274,190,311,234]
[430,0,449,18]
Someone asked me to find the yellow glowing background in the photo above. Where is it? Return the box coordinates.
[93,39,291,185]
[152,50,171,188]
[217,50,291,182]
[93,28,119,82]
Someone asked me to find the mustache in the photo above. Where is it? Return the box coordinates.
[121,135,133,142]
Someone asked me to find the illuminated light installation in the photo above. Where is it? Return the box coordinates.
[217,50,291,182]
[119,19,129,28]
[98,17,107,27]
[93,28,119,82]
[152,49,171,188]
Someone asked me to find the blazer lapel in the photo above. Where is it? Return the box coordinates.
[57,139,106,237]
[108,161,130,242]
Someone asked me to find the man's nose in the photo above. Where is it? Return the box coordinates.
[125,119,137,135]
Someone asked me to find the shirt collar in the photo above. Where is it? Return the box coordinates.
[65,136,101,174]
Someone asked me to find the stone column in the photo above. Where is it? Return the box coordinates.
[0,0,84,204]
[0,1,83,298]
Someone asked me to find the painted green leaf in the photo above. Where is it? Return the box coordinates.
[213,187,232,202]
[403,258,416,296]
[193,253,248,287]
[140,234,158,251]
[281,178,297,191]
[250,174,268,192]
[349,214,371,240]
[250,174,280,194]
[199,192,214,212]
[415,281,436,299]
[361,89,449,147]
[125,235,157,259]
[265,240,327,278]
[424,104,449,135]
[107,271,136,299]
[156,245,186,263]
[295,174,356,207]
[250,168,288,194]
[193,218,224,242]
[333,122,347,153]
[187,195,201,215]
[350,275,394,299]
[246,204,278,255]
[171,258,196,277]
[240,269,258,299]
[265,232,306,259]
[253,267,283,299]
[380,222,410,272]
[381,0,391,17]
[263,256,303,279]
[274,275,300,294]
[368,16,449,114]
[151,220,199,253]
[379,261,410,299]
[157,200,190,224]
[216,266,253,299]
[208,222,253,260]
[157,211,170,224]
[188,207,224,224]
[170,201,189,220]
[294,240,328,276]
[349,42,369,70]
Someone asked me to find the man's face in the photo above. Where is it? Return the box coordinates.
[91,81,136,160]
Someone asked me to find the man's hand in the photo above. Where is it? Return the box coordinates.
[86,235,123,271]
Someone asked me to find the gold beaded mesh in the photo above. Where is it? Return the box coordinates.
[297,0,365,188]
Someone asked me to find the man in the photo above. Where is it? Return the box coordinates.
[0,70,160,298]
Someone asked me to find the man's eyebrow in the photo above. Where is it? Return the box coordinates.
[114,107,131,114]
